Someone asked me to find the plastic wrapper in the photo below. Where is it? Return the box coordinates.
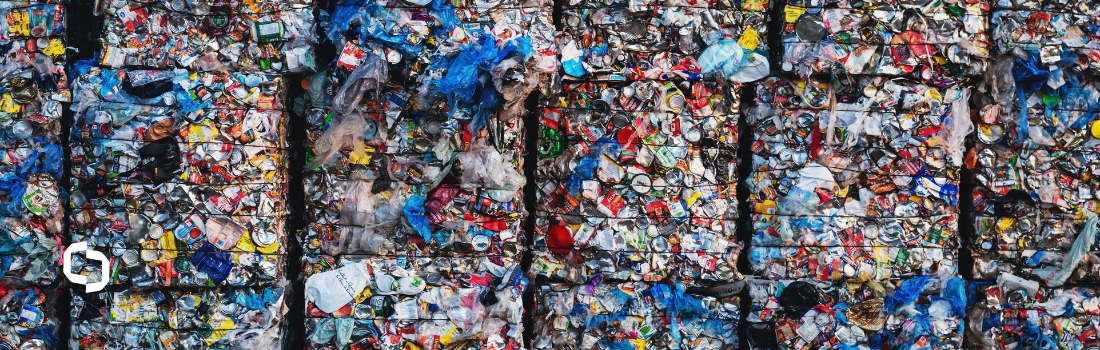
[69,285,287,349]
[559,0,770,83]
[532,81,741,285]
[747,276,967,349]
[532,281,741,349]
[300,255,527,349]
[96,0,317,73]
[68,65,289,288]
[965,274,1100,350]
[780,0,989,84]
[748,76,966,280]
[0,0,67,285]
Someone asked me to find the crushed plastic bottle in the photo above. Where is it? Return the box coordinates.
[96,0,317,73]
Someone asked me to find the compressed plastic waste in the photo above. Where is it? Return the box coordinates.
[68,64,289,288]
[533,281,741,349]
[531,0,762,347]
[0,0,67,286]
[748,76,967,280]
[748,275,967,349]
[298,0,549,347]
[779,0,989,84]
[969,43,1100,285]
[96,0,317,73]
[965,273,1100,349]
[0,282,59,349]
[69,285,287,349]
[532,80,742,285]
[989,0,1100,75]
[559,0,770,82]
[301,255,526,349]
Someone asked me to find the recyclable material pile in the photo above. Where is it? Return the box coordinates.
[747,276,967,349]
[27,0,1100,348]
[966,274,1100,349]
[778,0,989,84]
[531,0,769,347]
[0,0,67,347]
[746,0,984,346]
[967,0,1100,346]
[66,0,300,348]
[746,75,972,350]
[297,0,553,348]
[97,0,317,73]
[67,64,292,349]
[747,76,970,281]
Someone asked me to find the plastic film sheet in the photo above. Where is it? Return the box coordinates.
[68,65,289,289]
[300,255,526,349]
[779,0,989,84]
[69,285,288,349]
[747,276,967,350]
[532,81,741,285]
[97,0,317,73]
[531,281,742,350]
[748,76,967,280]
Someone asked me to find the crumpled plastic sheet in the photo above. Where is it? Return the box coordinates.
[298,0,550,348]
[300,255,527,349]
[69,285,288,349]
[68,65,289,288]
[965,273,1100,350]
[748,276,967,350]
[0,0,67,286]
[532,81,741,285]
[780,0,989,84]
[748,76,967,280]
[97,0,317,73]
[532,281,741,350]
[558,0,770,83]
